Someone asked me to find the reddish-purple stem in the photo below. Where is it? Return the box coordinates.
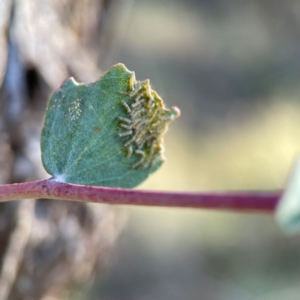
[0,179,281,213]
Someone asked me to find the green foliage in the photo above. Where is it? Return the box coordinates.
[276,159,300,233]
[41,64,179,188]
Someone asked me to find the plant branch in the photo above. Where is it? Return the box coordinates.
[0,179,281,213]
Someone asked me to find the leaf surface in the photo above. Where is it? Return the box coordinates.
[41,64,179,188]
[276,159,300,234]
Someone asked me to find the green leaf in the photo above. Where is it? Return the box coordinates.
[41,63,180,188]
[276,159,300,234]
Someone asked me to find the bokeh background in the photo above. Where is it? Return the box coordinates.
[1,0,300,299]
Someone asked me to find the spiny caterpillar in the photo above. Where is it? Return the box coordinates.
[118,73,180,169]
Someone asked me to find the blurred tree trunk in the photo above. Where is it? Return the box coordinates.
[0,0,130,299]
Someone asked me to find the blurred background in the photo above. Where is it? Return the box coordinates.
[1,0,300,299]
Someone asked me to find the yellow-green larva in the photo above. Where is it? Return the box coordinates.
[117,72,179,169]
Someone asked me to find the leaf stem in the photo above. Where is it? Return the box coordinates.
[0,179,281,213]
